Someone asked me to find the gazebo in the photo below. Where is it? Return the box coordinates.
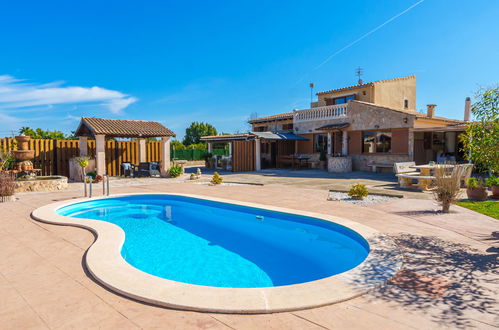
[74,117,176,176]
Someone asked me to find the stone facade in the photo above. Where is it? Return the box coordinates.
[15,176,68,193]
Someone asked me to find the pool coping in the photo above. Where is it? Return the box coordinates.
[31,193,403,314]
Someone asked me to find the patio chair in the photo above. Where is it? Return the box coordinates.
[121,162,137,177]
[394,161,418,186]
[136,162,161,177]
[460,163,474,187]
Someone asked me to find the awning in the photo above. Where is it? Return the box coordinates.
[251,131,309,141]
[316,122,350,131]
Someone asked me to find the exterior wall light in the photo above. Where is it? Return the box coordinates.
[374,125,380,129]
[403,117,408,124]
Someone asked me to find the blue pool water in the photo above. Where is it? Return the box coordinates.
[57,195,369,288]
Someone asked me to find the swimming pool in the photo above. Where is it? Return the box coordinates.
[32,193,402,313]
[57,194,369,288]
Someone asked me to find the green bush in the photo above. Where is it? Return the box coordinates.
[467,177,485,189]
[348,183,369,200]
[211,172,223,185]
[168,165,182,178]
[86,171,97,179]
[485,176,499,187]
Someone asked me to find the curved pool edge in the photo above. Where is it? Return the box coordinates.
[31,193,403,314]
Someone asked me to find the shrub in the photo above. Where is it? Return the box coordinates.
[348,183,368,200]
[432,165,462,213]
[93,175,104,183]
[467,177,484,189]
[211,172,223,185]
[0,172,16,197]
[168,165,182,178]
[86,171,97,179]
[485,176,499,187]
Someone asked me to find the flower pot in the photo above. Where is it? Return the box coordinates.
[492,185,499,199]
[466,187,488,201]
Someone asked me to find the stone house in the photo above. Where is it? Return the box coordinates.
[202,75,469,172]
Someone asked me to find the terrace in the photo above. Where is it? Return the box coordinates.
[1,167,497,328]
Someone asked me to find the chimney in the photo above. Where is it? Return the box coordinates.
[464,97,471,121]
[426,104,436,118]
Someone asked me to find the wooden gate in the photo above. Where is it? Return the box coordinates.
[232,140,255,172]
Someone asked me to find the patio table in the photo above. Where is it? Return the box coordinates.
[410,164,455,190]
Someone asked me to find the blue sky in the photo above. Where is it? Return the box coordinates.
[0,0,498,139]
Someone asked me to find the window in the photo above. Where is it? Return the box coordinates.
[282,123,294,131]
[315,134,328,152]
[362,131,392,153]
[404,99,409,109]
[333,95,355,105]
[254,126,267,132]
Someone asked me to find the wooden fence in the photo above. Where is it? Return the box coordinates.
[1,138,164,177]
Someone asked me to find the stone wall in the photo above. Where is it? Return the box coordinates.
[350,154,412,172]
[15,176,68,193]
[327,157,352,173]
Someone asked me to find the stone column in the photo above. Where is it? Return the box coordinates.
[207,142,213,153]
[138,138,146,163]
[160,136,171,177]
[342,131,348,156]
[79,136,88,156]
[408,129,414,160]
[255,139,261,171]
[95,134,106,176]
[228,142,232,156]
[327,132,332,155]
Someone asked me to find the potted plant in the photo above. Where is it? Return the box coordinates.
[73,156,90,182]
[485,176,499,199]
[348,183,369,200]
[204,153,213,169]
[466,177,488,201]
[319,149,327,170]
[0,172,16,203]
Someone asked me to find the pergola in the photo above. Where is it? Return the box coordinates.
[75,117,176,176]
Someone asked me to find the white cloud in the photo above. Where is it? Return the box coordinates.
[0,74,137,114]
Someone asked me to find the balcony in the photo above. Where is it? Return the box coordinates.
[293,104,348,123]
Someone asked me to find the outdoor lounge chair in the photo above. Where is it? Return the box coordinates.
[136,162,161,177]
[121,162,137,177]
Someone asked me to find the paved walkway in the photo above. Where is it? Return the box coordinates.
[1,176,498,329]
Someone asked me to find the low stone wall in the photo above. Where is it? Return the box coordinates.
[327,157,352,173]
[15,176,68,193]
[350,154,411,172]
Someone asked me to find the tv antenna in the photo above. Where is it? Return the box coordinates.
[356,67,364,84]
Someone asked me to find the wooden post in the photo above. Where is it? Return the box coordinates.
[95,134,106,176]
[160,136,171,177]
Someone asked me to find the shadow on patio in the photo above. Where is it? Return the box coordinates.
[363,234,499,329]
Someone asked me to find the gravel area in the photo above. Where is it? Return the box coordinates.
[328,191,399,205]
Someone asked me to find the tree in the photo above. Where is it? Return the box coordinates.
[18,127,75,140]
[183,122,217,145]
[461,86,499,173]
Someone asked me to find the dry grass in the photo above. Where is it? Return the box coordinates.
[432,164,463,213]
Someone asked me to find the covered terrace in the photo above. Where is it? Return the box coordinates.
[75,117,176,176]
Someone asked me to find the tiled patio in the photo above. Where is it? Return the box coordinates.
[1,174,498,329]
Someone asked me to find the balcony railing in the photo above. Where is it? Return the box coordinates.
[294,104,348,122]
